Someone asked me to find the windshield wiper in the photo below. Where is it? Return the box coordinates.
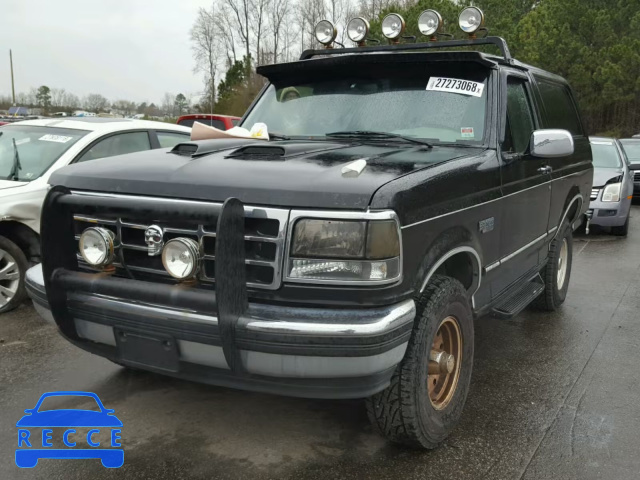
[326,130,433,148]
[269,132,290,140]
[8,137,22,181]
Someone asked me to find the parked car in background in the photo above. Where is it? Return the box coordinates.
[0,117,191,313]
[619,138,640,196]
[586,137,633,235]
[176,114,240,130]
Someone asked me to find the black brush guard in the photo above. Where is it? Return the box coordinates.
[41,186,249,374]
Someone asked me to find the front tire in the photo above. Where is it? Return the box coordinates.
[366,275,474,449]
[0,236,28,314]
[611,212,630,236]
[533,220,573,311]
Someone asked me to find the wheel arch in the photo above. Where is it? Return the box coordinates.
[414,227,483,306]
[0,221,41,262]
[555,192,583,235]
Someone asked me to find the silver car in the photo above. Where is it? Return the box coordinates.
[586,137,633,236]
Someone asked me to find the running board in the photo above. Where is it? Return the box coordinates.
[491,274,545,319]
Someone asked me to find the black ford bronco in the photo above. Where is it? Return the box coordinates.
[28,21,592,449]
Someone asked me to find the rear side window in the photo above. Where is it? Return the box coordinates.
[504,79,535,154]
[157,131,190,149]
[77,131,151,163]
[536,80,583,135]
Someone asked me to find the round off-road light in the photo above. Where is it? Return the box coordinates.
[381,13,405,41]
[315,20,337,46]
[418,9,443,37]
[162,238,201,280]
[347,17,369,44]
[79,227,116,267]
[459,7,484,34]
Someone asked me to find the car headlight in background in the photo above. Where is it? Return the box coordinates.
[287,216,401,284]
[79,227,116,267]
[602,183,622,202]
[162,238,201,280]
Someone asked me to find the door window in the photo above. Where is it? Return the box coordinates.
[157,131,190,149]
[76,131,151,162]
[504,79,535,154]
[536,80,583,135]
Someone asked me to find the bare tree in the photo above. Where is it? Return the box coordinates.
[191,3,224,112]
[253,0,270,64]
[83,94,109,113]
[223,0,252,60]
[162,92,175,116]
[270,0,291,63]
[50,88,66,108]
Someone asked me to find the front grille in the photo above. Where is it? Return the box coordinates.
[72,197,289,290]
[590,188,600,201]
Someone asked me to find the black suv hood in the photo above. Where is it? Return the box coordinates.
[51,139,482,209]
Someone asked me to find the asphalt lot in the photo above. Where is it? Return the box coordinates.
[2,206,640,480]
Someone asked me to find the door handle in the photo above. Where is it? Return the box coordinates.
[537,166,552,174]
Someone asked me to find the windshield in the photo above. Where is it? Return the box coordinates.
[243,64,488,144]
[620,140,640,164]
[590,142,622,168]
[0,125,87,181]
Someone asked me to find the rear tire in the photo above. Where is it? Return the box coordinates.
[532,220,572,311]
[0,236,28,314]
[365,275,474,449]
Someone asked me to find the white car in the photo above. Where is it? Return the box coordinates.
[0,117,191,313]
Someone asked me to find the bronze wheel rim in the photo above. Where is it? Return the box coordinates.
[427,316,462,410]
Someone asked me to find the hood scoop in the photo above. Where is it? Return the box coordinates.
[226,145,286,159]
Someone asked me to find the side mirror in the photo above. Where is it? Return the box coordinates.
[530,129,574,158]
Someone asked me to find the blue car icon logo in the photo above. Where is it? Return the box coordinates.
[16,391,123,468]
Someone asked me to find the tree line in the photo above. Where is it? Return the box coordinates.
[192,0,640,136]
[0,88,195,118]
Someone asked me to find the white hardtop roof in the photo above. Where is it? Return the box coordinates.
[7,117,191,134]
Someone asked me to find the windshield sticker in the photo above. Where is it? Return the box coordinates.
[39,134,74,143]
[427,77,485,97]
[461,127,475,138]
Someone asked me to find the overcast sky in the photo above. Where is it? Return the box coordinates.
[1,0,213,104]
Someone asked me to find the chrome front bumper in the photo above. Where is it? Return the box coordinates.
[26,264,416,398]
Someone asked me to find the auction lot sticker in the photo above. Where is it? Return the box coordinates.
[427,77,485,97]
[39,134,74,143]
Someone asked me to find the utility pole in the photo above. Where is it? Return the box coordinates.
[10,49,16,105]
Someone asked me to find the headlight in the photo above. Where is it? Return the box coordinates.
[381,13,405,41]
[347,17,369,44]
[314,20,337,46]
[602,183,621,202]
[418,10,443,37]
[79,227,116,267]
[287,217,401,284]
[458,7,484,35]
[162,238,201,280]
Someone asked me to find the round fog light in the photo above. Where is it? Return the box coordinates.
[381,13,405,41]
[162,238,201,280]
[314,20,337,46]
[459,7,484,35]
[79,227,116,267]
[418,10,443,37]
[347,17,369,44]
